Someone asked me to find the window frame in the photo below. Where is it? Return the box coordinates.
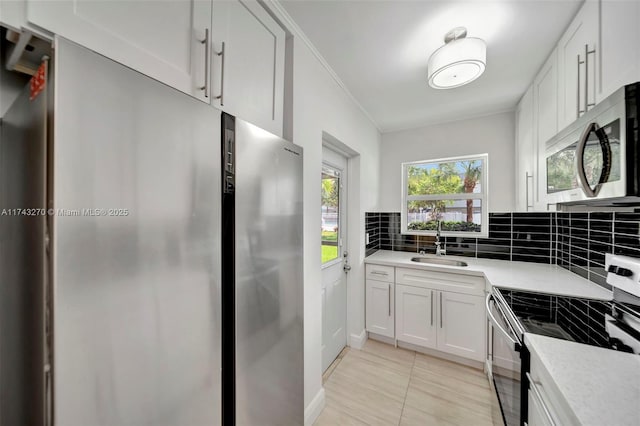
[400,153,489,238]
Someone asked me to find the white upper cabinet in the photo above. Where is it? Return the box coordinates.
[211,0,285,137]
[532,48,558,211]
[515,85,534,212]
[598,0,640,103]
[27,0,212,103]
[557,0,599,131]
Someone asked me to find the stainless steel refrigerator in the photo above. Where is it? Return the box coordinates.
[0,37,302,425]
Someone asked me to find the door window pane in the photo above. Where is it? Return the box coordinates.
[322,167,340,264]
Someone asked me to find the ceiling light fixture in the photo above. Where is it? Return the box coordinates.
[427,27,486,89]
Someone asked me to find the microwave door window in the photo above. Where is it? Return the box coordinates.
[547,143,579,193]
[597,119,621,184]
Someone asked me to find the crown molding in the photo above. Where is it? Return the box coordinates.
[264,0,381,133]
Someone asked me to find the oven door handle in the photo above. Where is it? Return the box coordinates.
[485,293,521,351]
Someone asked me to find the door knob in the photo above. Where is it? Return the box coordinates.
[343,264,352,272]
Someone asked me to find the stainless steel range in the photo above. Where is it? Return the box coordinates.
[486,254,640,426]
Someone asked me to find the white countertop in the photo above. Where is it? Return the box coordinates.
[525,333,640,426]
[365,250,613,300]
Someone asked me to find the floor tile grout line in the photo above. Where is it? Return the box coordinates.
[397,350,417,426]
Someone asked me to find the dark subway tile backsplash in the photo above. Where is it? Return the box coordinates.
[365,211,640,290]
[365,212,555,262]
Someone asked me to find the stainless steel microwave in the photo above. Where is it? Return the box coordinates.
[544,82,640,205]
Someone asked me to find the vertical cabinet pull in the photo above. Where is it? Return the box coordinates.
[388,284,391,317]
[525,172,533,211]
[577,44,596,118]
[215,41,225,106]
[577,53,585,117]
[585,44,596,110]
[440,292,443,328]
[199,28,210,98]
[430,290,434,326]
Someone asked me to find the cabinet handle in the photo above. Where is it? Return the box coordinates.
[198,28,210,98]
[584,44,596,110]
[577,53,585,117]
[440,292,443,328]
[214,41,225,106]
[525,172,533,211]
[388,284,391,317]
[371,271,388,276]
[526,373,557,426]
[430,290,434,326]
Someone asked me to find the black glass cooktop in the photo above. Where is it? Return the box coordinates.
[498,289,612,348]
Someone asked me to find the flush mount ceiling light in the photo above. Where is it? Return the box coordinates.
[427,27,486,89]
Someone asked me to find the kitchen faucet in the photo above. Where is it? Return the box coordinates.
[435,220,446,256]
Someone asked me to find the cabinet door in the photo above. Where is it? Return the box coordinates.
[528,389,554,426]
[27,0,211,102]
[532,48,558,211]
[515,85,534,212]
[211,0,285,137]
[598,0,639,103]
[395,284,436,348]
[436,292,485,362]
[557,0,599,130]
[365,280,394,338]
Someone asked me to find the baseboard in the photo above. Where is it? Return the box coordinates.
[367,332,395,346]
[396,341,485,370]
[485,359,492,377]
[304,387,325,426]
[349,329,367,350]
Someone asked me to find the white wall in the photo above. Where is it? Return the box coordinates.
[261,5,382,423]
[291,39,381,423]
[379,111,516,213]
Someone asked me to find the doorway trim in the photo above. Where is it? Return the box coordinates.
[321,132,364,353]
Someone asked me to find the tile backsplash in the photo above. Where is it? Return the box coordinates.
[365,211,640,290]
[365,212,555,263]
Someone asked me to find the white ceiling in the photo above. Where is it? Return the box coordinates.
[279,0,583,133]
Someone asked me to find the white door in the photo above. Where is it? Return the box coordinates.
[211,0,285,137]
[436,291,485,362]
[395,284,436,348]
[28,0,211,102]
[321,148,348,372]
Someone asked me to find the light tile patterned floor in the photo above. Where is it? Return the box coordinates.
[315,339,502,426]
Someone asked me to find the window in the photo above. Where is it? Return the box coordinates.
[401,154,488,237]
[321,166,341,264]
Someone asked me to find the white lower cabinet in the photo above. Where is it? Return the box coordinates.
[365,279,394,338]
[437,291,485,361]
[367,264,486,362]
[395,284,436,347]
[527,345,574,426]
[395,284,484,362]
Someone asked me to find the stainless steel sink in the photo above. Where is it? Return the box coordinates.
[410,257,468,267]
